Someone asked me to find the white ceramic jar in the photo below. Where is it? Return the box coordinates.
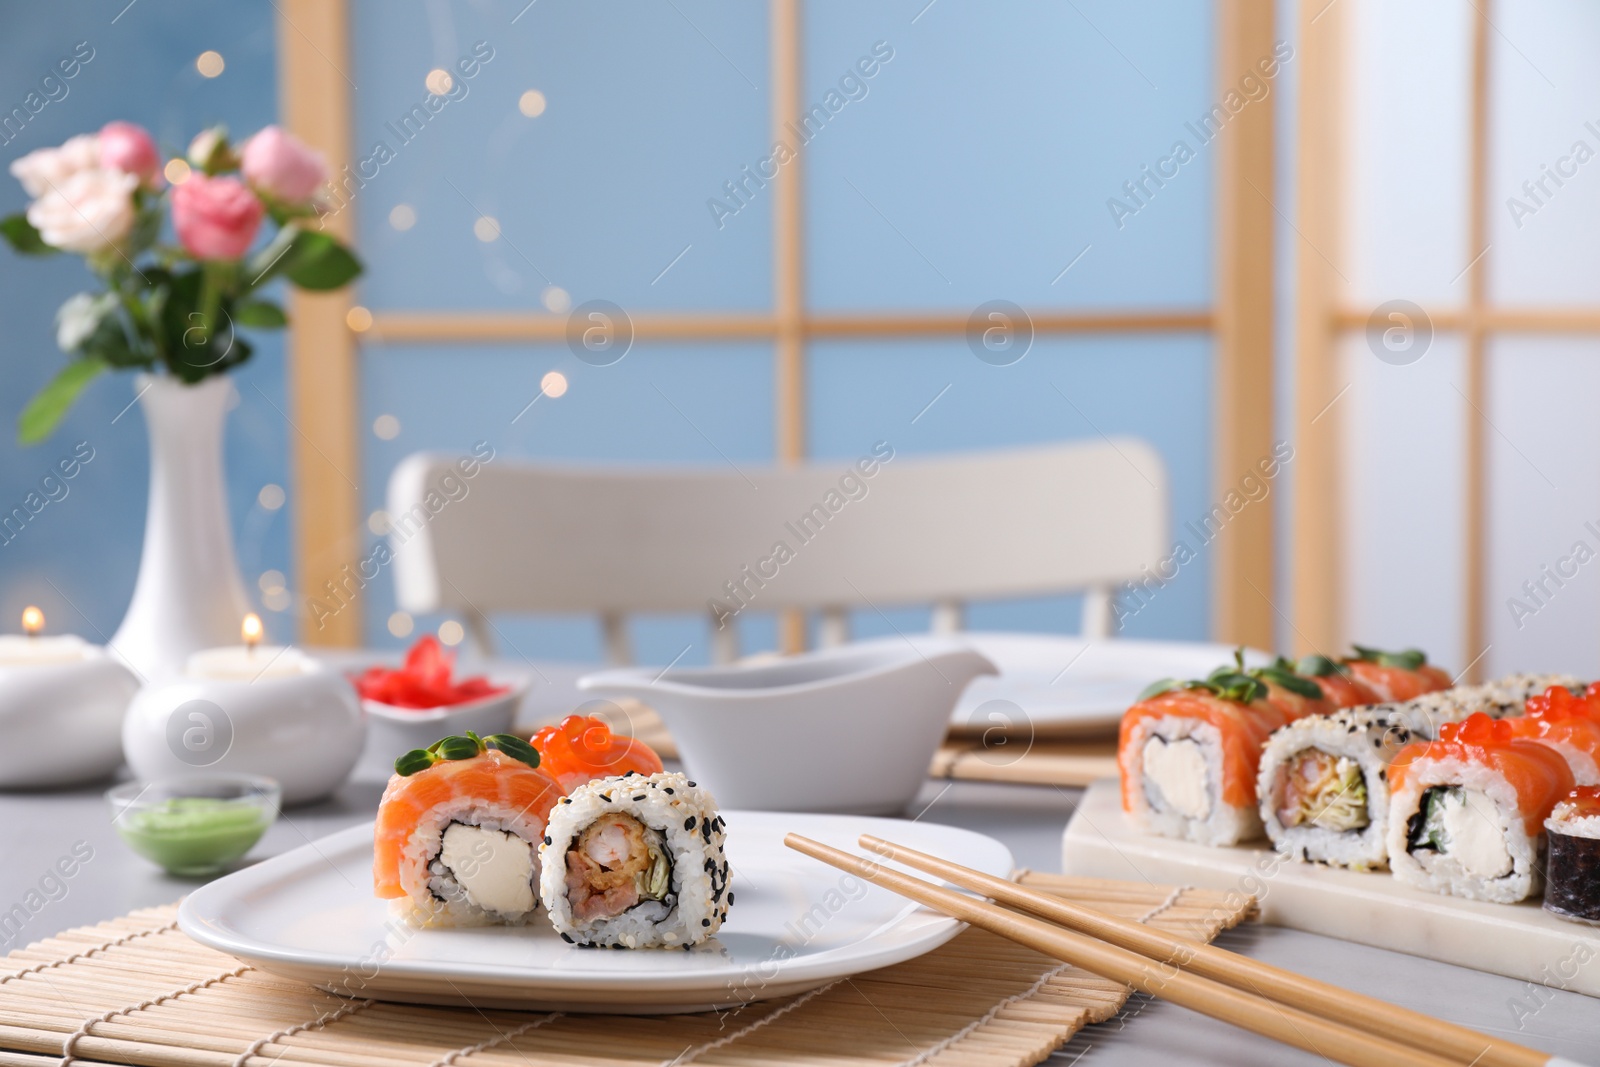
[122,649,365,806]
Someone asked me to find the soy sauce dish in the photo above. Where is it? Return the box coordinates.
[578,641,996,814]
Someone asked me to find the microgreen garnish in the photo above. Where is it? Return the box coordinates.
[393,731,542,776]
[1349,644,1428,670]
[1137,666,1267,705]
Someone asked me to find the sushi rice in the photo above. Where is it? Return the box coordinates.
[540,771,731,949]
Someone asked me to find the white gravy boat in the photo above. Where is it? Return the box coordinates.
[578,641,996,814]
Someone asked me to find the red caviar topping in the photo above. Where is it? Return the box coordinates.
[1524,684,1600,723]
[530,714,664,793]
[1439,711,1517,746]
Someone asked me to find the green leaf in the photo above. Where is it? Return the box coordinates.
[1295,653,1345,678]
[1349,644,1427,671]
[1,213,57,255]
[1206,671,1267,704]
[285,237,362,291]
[485,733,540,768]
[435,735,482,761]
[1253,667,1325,700]
[393,749,435,776]
[18,359,107,445]
[1136,677,1186,701]
[233,299,287,328]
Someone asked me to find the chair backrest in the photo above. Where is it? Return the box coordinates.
[387,439,1167,662]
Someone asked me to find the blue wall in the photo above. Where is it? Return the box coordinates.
[2,0,1219,665]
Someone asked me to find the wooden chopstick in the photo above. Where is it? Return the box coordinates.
[859,834,1550,1067]
[785,834,1472,1067]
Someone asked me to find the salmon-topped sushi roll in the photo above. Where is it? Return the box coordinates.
[374,733,564,928]
[1387,713,1575,903]
[1120,670,1294,846]
[1341,646,1452,702]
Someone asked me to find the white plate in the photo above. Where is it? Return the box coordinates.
[893,633,1271,734]
[179,811,1013,1013]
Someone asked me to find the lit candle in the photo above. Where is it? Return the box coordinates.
[185,613,311,681]
[0,607,93,666]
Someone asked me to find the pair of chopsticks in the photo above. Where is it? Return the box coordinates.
[785,833,1564,1067]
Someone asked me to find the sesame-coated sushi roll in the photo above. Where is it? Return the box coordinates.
[373,733,563,928]
[1387,714,1575,903]
[540,771,730,949]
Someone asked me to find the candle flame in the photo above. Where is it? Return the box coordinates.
[20,606,43,637]
[242,613,264,650]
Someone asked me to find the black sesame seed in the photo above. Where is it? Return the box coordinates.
[683,943,693,951]
[687,781,697,787]
[543,836,552,845]
[701,918,711,927]
[561,797,571,804]
[560,932,573,943]
[727,892,735,904]
[685,816,697,831]
[664,788,675,795]
[634,795,647,802]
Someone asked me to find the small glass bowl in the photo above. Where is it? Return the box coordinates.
[108,774,280,878]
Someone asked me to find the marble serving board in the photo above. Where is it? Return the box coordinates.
[1062,779,1600,998]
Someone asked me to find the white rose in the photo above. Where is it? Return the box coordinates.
[26,168,138,254]
[8,133,100,198]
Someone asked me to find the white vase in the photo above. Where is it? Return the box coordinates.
[110,374,253,682]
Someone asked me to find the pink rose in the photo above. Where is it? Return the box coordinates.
[98,121,162,187]
[240,125,327,203]
[172,174,264,260]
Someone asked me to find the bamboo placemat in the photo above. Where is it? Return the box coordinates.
[0,874,1252,1067]
[581,700,1119,790]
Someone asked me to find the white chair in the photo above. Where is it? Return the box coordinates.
[387,439,1168,663]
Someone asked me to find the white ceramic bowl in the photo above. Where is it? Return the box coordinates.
[578,642,996,814]
[123,662,365,807]
[352,678,528,783]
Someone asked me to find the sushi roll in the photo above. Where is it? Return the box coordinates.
[1340,645,1452,703]
[1386,714,1575,903]
[529,713,665,793]
[373,733,564,928]
[1544,786,1600,923]
[1257,674,1578,869]
[540,771,730,948]
[1119,671,1298,846]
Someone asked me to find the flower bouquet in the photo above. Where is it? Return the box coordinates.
[3,121,361,443]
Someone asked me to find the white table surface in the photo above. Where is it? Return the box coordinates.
[9,657,1596,1064]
